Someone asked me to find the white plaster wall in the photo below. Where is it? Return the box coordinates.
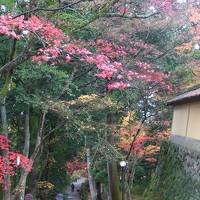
[171,103,189,137]
[187,101,200,140]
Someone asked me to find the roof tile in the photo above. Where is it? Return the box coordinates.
[168,87,200,105]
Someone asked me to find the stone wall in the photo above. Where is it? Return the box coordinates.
[144,139,200,200]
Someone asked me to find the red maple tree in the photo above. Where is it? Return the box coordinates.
[0,135,31,188]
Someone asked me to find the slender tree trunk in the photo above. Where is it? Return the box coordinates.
[16,171,29,200]
[30,112,46,161]
[96,182,102,200]
[106,113,122,200]
[29,139,45,198]
[17,105,31,200]
[1,97,11,200]
[107,161,121,200]
[87,148,97,200]
[11,112,46,200]
[23,105,30,157]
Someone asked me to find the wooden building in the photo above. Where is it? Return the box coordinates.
[168,86,200,150]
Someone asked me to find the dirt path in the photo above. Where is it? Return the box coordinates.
[67,177,87,200]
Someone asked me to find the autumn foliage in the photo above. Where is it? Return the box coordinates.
[0,135,31,187]
[118,125,169,163]
[0,13,172,92]
[65,160,87,176]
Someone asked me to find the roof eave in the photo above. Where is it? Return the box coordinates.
[167,95,200,106]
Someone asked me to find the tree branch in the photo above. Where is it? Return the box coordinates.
[126,116,147,160]
[42,121,67,142]
[0,45,30,75]
[72,0,120,31]
[13,0,86,18]
[103,11,159,19]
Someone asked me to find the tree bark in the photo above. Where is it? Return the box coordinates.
[18,105,31,200]
[30,112,46,161]
[96,182,102,200]
[106,113,122,200]
[11,112,46,200]
[107,161,121,200]
[23,105,30,157]
[87,148,97,200]
[1,97,11,200]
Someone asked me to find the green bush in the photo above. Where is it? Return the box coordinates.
[80,181,89,200]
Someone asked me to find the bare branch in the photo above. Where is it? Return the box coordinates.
[13,0,86,18]
[126,117,147,160]
[103,11,159,19]
[72,0,120,31]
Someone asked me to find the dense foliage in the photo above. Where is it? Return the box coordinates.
[0,0,199,199]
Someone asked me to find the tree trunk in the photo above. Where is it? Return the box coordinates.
[87,148,97,200]
[107,161,121,200]
[18,105,31,200]
[11,112,46,200]
[29,138,45,198]
[16,170,29,200]
[96,182,102,200]
[1,97,11,200]
[30,112,46,161]
[106,113,122,200]
[23,105,30,157]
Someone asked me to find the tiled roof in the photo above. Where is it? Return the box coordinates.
[167,87,200,105]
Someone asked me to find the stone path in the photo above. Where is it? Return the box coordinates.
[67,177,87,200]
